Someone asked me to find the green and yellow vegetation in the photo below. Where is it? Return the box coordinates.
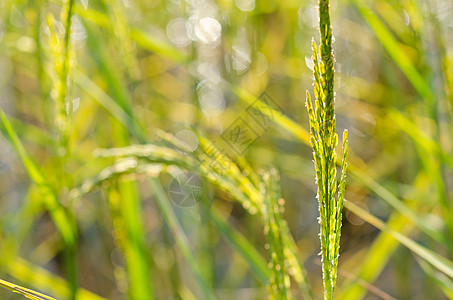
[1,0,453,299]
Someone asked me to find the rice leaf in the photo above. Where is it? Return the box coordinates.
[0,109,76,247]
[0,278,56,300]
[344,201,453,279]
[149,177,215,300]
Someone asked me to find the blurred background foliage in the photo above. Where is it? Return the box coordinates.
[1,0,453,299]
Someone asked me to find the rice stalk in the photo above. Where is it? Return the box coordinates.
[305,0,348,298]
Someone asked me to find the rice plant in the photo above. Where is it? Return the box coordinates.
[305,0,348,298]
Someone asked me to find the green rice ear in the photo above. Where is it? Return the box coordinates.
[305,0,348,299]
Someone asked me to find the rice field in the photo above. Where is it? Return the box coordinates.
[1,0,453,299]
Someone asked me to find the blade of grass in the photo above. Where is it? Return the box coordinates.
[0,109,78,299]
[261,169,291,299]
[107,114,154,300]
[415,256,453,299]
[7,116,52,147]
[0,278,56,300]
[200,202,270,284]
[389,110,453,169]
[109,179,154,299]
[338,210,410,300]
[149,177,215,300]
[344,200,453,279]
[82,20,132,116]
[338,172,432,299]
[80,11,155,298]
[74,4,189,64]
[231,86,311,145]
[130,29,189,64]
[389,110,453,243]
[6,257,105,300]
[350,0,434,104]
[348,165,452,248]
[73,69,145,141]
[0,109,76,247]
